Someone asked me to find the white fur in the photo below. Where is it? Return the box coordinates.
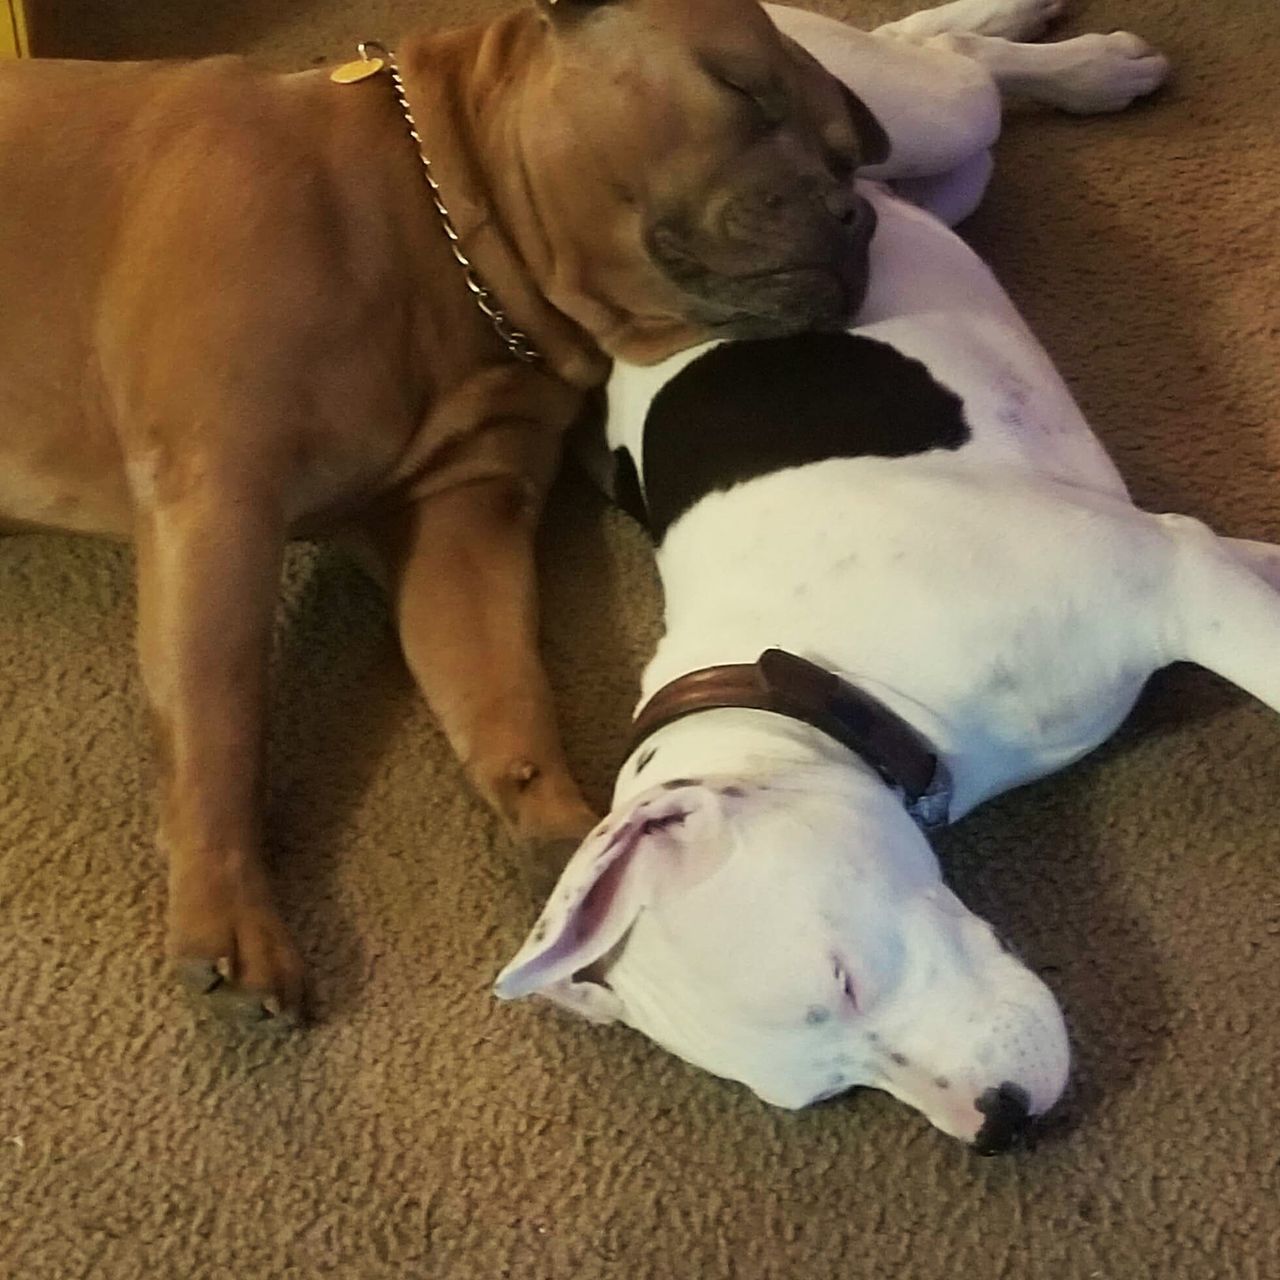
[496,3,1197,1150]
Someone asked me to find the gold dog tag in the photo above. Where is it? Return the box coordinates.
[330,57,384,84]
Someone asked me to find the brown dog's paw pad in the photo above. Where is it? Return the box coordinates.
[173,961,307,1029]
[169,917,307,1030]
[174,956,227,997]
[211,986,305,1030]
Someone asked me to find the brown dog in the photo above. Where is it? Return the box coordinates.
[0,0,886,1024]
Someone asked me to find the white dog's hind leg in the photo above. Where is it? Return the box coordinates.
[1162,521,1280,715]
[928,30,1170,113]
[877,0,1065,42]
[1220,538,1280,593]
[765,5,1000,181]
[890,148,995,226]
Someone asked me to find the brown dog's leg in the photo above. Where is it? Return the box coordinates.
[135,483,304,1025]
[368,479,598,896]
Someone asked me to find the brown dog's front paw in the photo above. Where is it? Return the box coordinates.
[169,903,307,1030]
[516,801,600,902]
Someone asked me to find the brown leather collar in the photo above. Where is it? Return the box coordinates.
[630,649,952,829]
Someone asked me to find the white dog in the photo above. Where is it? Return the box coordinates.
[493,1,1217,1155]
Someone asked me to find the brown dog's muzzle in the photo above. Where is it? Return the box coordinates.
[646,191,878,339]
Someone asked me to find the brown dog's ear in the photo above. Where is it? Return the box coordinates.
[841,83,891,168]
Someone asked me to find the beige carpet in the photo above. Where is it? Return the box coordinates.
[3,1,1279,1276]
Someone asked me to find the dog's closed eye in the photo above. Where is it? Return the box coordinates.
[699,54,788,130]
[640,810,688,837]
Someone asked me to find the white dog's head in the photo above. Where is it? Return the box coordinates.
[495,770,1069,1152]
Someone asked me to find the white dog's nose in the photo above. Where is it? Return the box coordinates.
[971,1082,1035,1156]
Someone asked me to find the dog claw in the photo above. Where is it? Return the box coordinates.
[215,955,234,982]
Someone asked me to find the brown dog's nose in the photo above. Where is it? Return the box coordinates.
[972,1082,1035,1156]
[829,193,877,256]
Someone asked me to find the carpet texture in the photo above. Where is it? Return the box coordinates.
[2,1,1278,1277]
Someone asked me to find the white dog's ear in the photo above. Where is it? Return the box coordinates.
[494,781,729,1020]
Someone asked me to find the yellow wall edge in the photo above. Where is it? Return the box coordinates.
[3,0,30,57]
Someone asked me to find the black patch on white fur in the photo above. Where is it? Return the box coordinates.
[634,332,970,542]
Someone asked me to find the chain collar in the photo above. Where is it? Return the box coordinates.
[348,41,541,365]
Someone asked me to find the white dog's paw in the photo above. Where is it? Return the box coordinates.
[1042,32,1171,114]
[967,0,1067,41]
[884,0,1065,42]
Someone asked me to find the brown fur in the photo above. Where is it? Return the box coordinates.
[0,0,880,1023]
